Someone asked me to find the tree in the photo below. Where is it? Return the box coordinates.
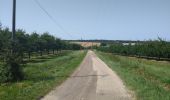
[41,32,55,54]
[97,38,170,60]
[100,42,107,46]
[0,23,84,83]
[55,38,62,52]
[0,27,23,83]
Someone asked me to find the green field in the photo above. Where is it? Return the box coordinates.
[96,51,170,100]
[0,50,86,100]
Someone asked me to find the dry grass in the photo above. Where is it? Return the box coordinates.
[71,42,100,47]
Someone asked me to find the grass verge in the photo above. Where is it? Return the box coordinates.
[0,50,86,100]
[95,51,170,100]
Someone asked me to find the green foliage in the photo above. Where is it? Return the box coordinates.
[0,40,23,83]
[0,23,83,83]
[96,51,170,100]
[0,51,86,100]
[0,24,83,58]
[100,42,107,46]
[68,43,84,50]
[97,38,170,59]
[0,27,24,83]
[0,60,23,83]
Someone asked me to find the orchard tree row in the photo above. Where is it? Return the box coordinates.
[0,26,83,59]
[98,38,170,60]
[0,23,83,83]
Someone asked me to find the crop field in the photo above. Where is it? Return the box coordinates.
[71,42,101,47]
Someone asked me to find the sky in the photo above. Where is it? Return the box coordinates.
[0,0,170,40]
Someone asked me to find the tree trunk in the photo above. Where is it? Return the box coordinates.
[57,49,58,54]
[28,51,31,60]
[48,50,49,54]
[40,51,42,56]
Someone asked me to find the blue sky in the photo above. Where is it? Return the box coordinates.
[0,0,170,40]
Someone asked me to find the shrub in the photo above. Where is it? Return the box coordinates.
[0,40,23,83]
[0,58,23,83]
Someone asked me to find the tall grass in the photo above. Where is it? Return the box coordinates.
[96,51,170,100]
[0,50,86,100]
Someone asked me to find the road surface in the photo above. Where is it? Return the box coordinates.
[42,51,133,100]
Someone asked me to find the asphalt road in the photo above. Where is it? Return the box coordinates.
[42,51,133,100]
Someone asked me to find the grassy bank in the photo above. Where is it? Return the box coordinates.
[0,50,86,100]
[96,51,170,100]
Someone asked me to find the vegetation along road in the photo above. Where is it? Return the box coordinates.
[96,51,170,100]
[0,50,86,100]
[42,51,133,100]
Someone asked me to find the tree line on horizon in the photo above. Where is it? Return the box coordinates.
[0,23,83,83]
[98,38,170,60]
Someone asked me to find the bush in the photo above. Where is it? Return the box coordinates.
[0,61,23,83]
[0,40,23,83]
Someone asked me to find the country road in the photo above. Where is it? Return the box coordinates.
[42,51,133,100]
